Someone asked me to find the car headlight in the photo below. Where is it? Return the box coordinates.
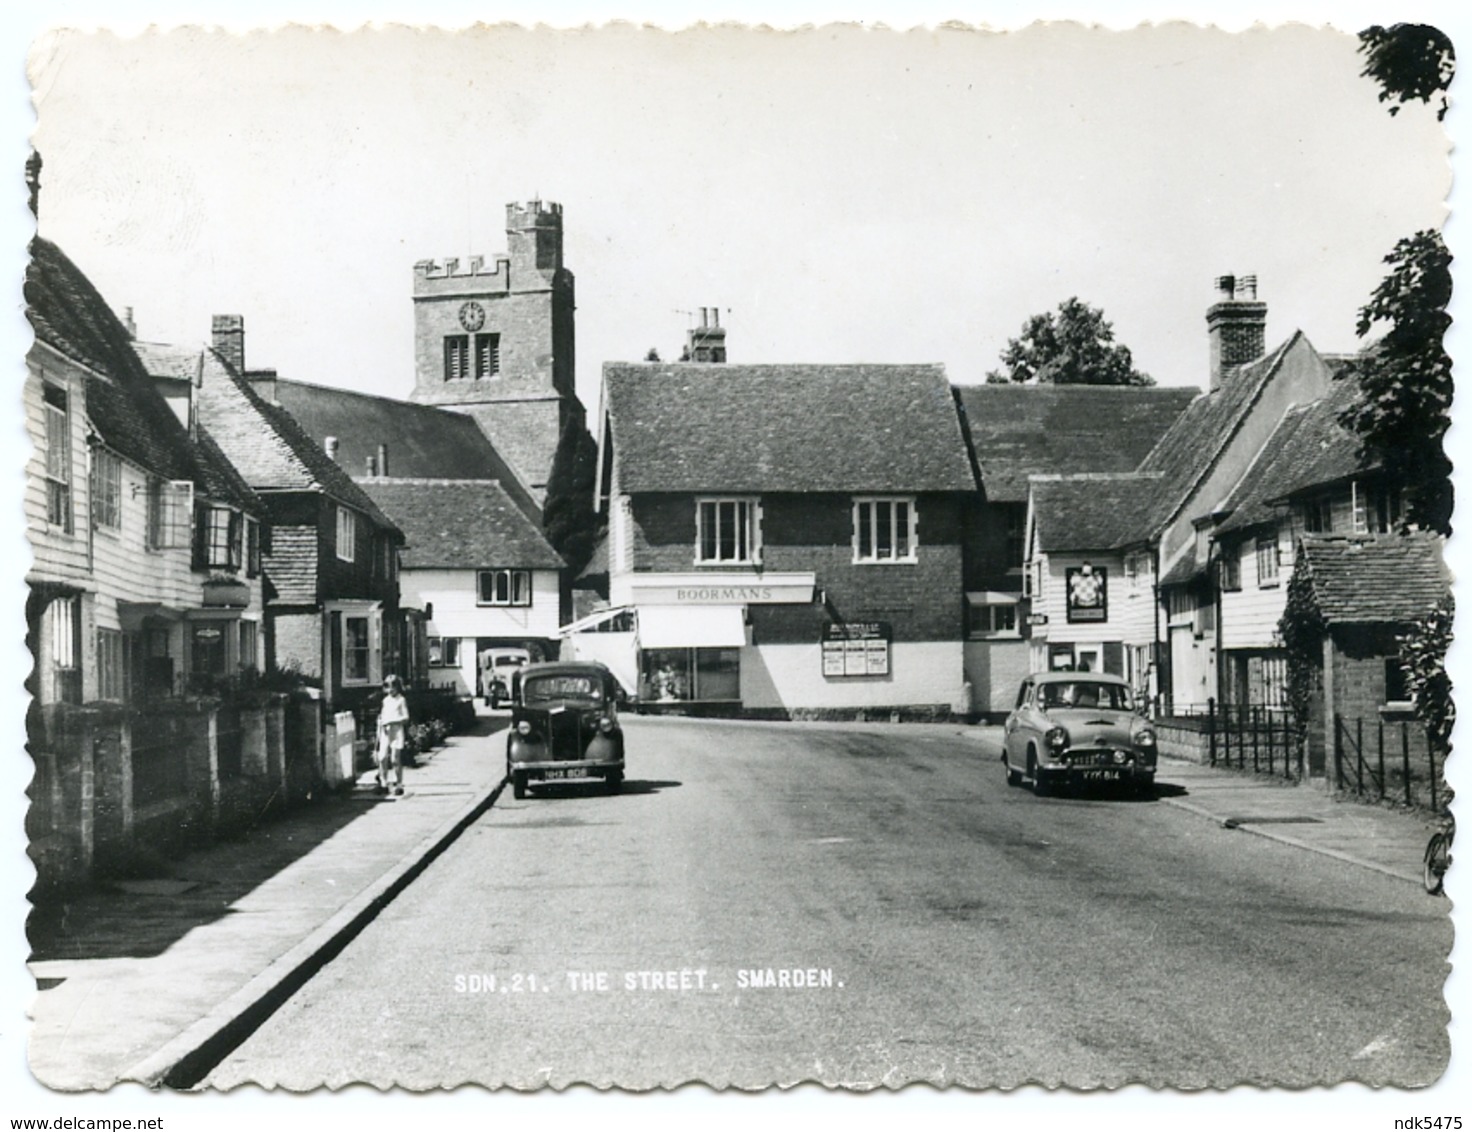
[598,716,615,734]
[1133,727,1156,748]
[1046,726,1069,751]
[516,720,532,737]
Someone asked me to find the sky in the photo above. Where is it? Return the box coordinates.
[5,2,1471,1130]
[24,15,1452,422]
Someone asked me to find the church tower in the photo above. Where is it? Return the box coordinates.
[410,199,579,496]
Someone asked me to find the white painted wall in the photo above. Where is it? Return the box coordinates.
[1220,525,1294,650]
[741,641,964,710]
[963,638,1030,716]
[407,567,562,641]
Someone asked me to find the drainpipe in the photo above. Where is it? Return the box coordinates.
[1151,541,1163,717]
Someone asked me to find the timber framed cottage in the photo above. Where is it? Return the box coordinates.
[135,320,405,715]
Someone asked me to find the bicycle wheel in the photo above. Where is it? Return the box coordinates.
[1424,831,1451,895]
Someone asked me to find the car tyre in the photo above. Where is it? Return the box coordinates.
[607,770,624,794]
[1004,755,1023,788]
[1027,750,1050,796]
[1134,777,1156,801]
[511,770,528,800]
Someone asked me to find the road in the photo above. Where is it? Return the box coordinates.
[208,717,1450,1090]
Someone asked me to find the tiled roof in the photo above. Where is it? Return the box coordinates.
[1297,533,1448,625]
[1216,382,1376,537]
[1030,473,1165,552]
[1159,539,1204,587]
[603,363,976,494]
[955,384,1196,502]
[358,479,565,570]
[269,379,540,521]
[26,238,257,513]
[135,341,399,535]
[1136,333,1300,531]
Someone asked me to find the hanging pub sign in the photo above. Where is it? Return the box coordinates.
[1065,563,1108,623]
[821,621,891,678]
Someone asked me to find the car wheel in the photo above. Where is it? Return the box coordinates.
[1134,777,1156,801]
[1004,755,1023,788]
[607,770,624,794]
[511,770,527,800]
[1027,750,1049,796]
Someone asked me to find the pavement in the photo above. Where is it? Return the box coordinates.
[24,714,1446,1091]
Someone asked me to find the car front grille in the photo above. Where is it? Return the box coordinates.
[548,710,584,761]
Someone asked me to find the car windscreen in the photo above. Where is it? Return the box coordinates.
[522,675,604,705]
[1039,682,1133,711]
[495,655,527,668]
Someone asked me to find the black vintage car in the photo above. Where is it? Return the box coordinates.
[505,661,625,799]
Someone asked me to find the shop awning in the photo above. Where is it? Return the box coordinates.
[638,605,747,649]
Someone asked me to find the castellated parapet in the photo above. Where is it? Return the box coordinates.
[413,254,513,297]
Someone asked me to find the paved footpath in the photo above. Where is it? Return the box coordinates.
[25,716,1445,1090]
[27,718,508,1090]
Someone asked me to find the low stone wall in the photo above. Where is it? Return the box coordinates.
[1154,716,1213,764]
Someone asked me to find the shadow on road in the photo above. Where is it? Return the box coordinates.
[523,778,682,799]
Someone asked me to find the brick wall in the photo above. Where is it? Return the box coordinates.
[630,492,966,642]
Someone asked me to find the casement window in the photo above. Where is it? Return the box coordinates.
[968,602,1019,639]
[1256,534,1280,587]
[696,498,761,565]
[245,517,261,577]
[43,384,72,532]
[478,568,532,606]
[1194,596,1216,638]
[475,333,500,378]
[49,595,81,704]
[343,615,372,683]
[148,479,194,550]
[1302,496,1333,534]
[1384,657,1411,706]
[336,506,357,562]
[1351,481,1369,534]
[853,497,917,563]
[1168,589,1193,622]
[90,449,122,530]
[197,506,243,570]
[1219,549,1241,592]
[427,635,460,667]
[238,620,259,674]
[444,335,470,381]
[1372,484,1402,535]
[96,627,126,702]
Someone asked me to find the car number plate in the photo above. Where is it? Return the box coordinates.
[542,768,589,781]
[1078,768,1122,781]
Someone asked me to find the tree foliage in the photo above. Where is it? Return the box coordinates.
[1336,229,1453,535]
[1398,593,1455,755]
[1358,24,1455,121]
[542,414,601,577]
[986,297,1154,386]
[1277,557,1327,740]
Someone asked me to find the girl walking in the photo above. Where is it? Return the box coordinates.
[376,674,411,796]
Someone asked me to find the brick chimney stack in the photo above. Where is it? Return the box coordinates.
[1206,275,1265,391]
[685,306,728,363]
[212,314,245,374]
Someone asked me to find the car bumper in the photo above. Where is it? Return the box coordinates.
[1038,753,1155,785]
[509,757,625,781]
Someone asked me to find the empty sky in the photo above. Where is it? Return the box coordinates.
[28,18,1450,419]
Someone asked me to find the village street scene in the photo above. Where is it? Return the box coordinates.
[9,15,1464,1125]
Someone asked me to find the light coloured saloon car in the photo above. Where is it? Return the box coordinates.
[1001,671,1157,798]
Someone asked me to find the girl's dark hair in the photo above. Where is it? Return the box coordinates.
[383,674,404,695]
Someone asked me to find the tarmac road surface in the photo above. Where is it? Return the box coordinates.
[207,716,1451,1090]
